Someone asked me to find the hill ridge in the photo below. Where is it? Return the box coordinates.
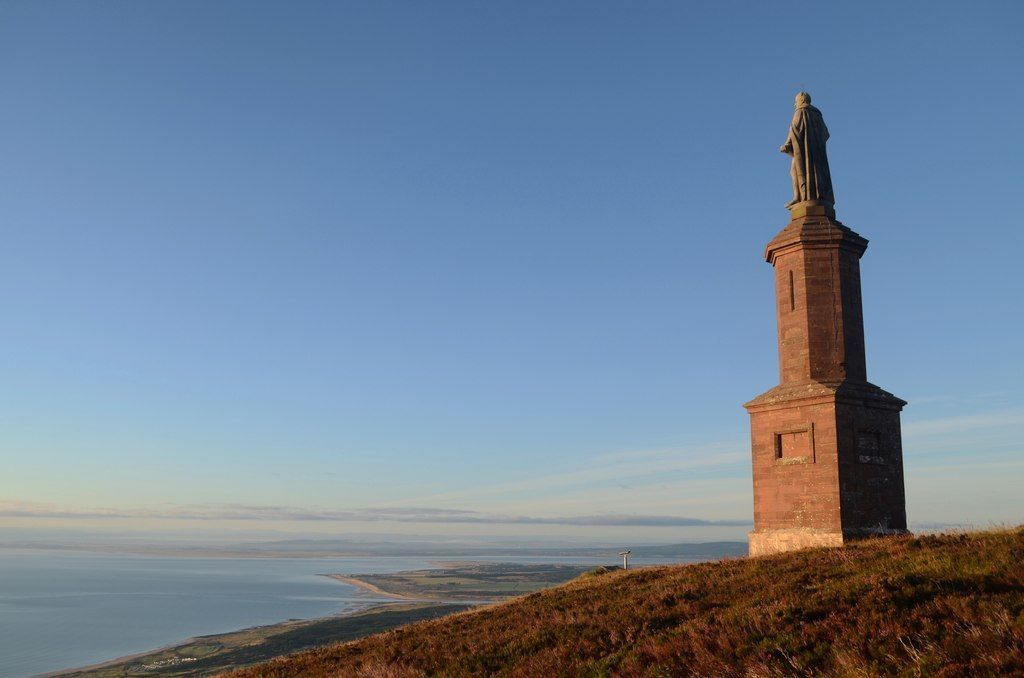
[230,528,1024,676]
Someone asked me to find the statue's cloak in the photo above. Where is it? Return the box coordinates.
[786,104,834,204]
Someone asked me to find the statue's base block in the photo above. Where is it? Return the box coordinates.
[785,199,835,219]
[748,528,910,557]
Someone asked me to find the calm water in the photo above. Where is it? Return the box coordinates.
[0,549,667,677]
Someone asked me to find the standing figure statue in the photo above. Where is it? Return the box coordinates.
[781,92,834,208]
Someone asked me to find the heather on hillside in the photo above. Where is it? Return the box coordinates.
[230,528,1024,677]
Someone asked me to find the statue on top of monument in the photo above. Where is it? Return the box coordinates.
[781,92,834,208]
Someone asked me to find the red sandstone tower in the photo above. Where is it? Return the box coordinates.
[745,94,908,556]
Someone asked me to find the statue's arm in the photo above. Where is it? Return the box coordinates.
[780,136,793,155]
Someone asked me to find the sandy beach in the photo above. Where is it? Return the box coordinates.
[324,574,420,600]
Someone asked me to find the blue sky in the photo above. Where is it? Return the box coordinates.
[1,2,1021,542]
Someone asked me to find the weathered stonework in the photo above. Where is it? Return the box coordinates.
[744,205,908,556]
[748,529,844,557]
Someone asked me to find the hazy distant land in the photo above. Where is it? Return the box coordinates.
[2,536,747,560]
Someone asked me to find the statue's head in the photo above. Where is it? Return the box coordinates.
[795,91,811,107]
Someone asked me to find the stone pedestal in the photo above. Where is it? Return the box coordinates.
[744,206,908,556]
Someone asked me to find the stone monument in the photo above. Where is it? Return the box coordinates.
[744,93,909,556]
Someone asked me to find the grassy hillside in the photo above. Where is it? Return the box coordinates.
[229,528,1023,676]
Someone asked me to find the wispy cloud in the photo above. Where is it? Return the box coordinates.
[395,442,749,508]
[0,500,750,527]
[8,407,1017,530]
[903,407,1024,438]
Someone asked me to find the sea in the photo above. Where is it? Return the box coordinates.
[0,549,673,677]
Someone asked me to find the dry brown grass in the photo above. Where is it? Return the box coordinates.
[226,527,1024,677]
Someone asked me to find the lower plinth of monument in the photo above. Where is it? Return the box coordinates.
[748,529,844,556]
[748,527,911,557]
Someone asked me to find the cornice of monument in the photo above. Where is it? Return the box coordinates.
[744,379,907,411]
[763,209,868,265]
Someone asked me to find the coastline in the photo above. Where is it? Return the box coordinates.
[39,620,314,677]
[43,562,594,676]
[47,571,439,677]
[48,601,464,677]
[323,574,422,600]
